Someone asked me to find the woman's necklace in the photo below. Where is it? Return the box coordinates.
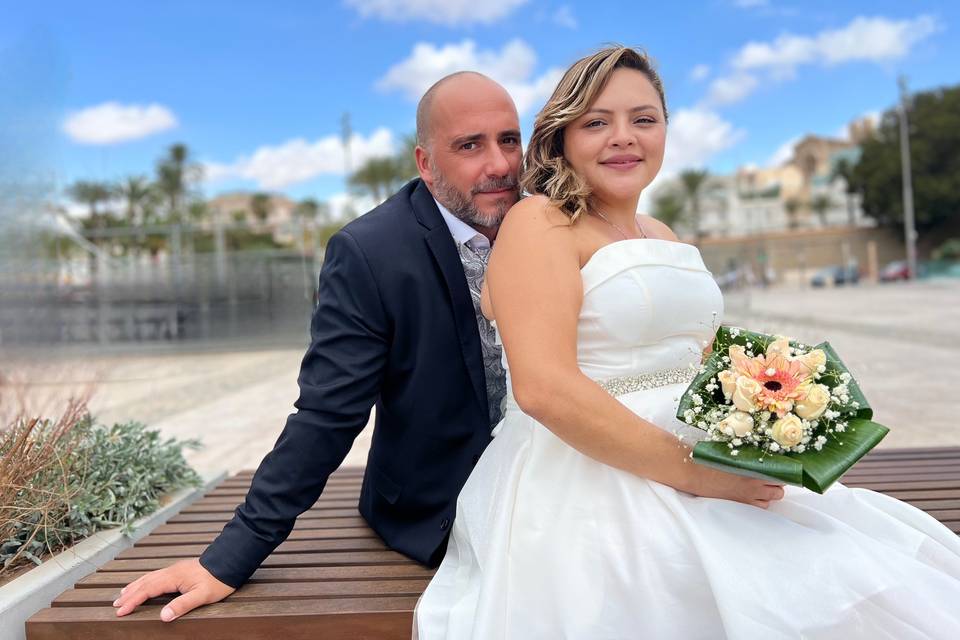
[593,209,646,240]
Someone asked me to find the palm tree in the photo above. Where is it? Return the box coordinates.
[188,201,210,224]
[829,158,858,227]
[250,193,272,225]
[810,194,833,227]
[116,176,153,226]
[678,169,709,243]
[652,192,686,229]
[156,143,202,221]
[68,180,114,228]
[349,157,407,203]
[295,198,332,226]
[397,134,419,183]
[784,197,803,229]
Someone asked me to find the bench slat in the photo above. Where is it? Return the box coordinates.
[26,449,960,639]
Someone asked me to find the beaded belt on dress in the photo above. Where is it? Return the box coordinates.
[596,367,696,397]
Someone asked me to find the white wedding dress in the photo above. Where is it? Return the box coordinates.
[414,239,960,639]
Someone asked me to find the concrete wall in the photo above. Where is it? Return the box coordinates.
[698,225,908,284]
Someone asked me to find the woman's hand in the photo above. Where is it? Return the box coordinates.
[689,465,786,509]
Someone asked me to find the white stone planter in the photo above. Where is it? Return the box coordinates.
[0,470,226,640]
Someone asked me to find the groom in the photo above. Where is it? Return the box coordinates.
[114,71,522,622]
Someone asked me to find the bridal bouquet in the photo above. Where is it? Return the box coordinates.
[676,326,889,493]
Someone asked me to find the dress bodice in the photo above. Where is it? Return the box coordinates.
[576,238,723,379]
[497,239,724,381]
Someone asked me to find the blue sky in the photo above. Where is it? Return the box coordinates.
[4,0,958,214]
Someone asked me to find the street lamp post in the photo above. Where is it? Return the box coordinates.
[897,75,919,281]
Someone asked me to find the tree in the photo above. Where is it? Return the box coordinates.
[810,194,833,227]
[250,193,272,224]
[67,181,114,228]
[396,134,419,183]
[155,143,203,221]
[784,197,803,229]
[678,169,709,242]
[294,198,330,225]
[852,84,960,232]
[829,158,858,226]
[188,201,210,223]
[116,176,153,226]
[349,157,407,203]
[652,192,686,229]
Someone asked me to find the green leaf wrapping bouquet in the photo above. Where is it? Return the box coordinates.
[676,326,889,493]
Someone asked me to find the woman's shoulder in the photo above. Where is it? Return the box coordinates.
[638,214,681,242]
[505,194,572,227]
[496,194,575,243]
[494,195,578,255]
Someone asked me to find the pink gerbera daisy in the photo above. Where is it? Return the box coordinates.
[729,346,813,417]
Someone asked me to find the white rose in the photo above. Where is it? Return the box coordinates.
[771,414,804,448]
[717,369,738,399]
[795,384,831,420]
[717,411,754,437]
[732,376,763,413]
[795,349,826,375]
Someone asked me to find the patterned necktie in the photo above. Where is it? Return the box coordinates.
[456,239,506,428]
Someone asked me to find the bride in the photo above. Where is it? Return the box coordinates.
[414,46,960,639]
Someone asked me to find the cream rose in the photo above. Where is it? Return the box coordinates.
[732,376,763,413]
[718,370,738,399]
[795,384,831,420]
[765,336,791,358]
[771,414,804,448]
[795,349,826,374]
[717,411,754,437]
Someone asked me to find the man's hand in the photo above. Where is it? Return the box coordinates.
[113,558,236,622]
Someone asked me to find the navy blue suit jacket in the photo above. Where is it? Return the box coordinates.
[199,179,493,588]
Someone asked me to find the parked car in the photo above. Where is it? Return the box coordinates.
[879,259,926,282]
[810,264,859,287]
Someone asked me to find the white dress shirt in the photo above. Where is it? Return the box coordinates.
[434,198,491,251]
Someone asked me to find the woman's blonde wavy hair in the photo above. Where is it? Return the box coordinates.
[520,46,668,221]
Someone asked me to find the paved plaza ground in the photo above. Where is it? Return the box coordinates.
[4,278,959,480]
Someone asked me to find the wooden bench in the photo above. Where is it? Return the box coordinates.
[25,447,960,639]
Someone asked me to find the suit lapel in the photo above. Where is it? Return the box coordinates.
[411,182,488,415]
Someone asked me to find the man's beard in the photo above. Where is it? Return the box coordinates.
[432,170,518,229]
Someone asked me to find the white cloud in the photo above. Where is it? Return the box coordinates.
[641,107,745,211]
[345,0,527,26]
[663,108,746,175]
[552,6,578,29]
[766,135,800,166]
[377,39,563,115]
[733,14,939,75]
[62,102,177,144]
[328,192,379,220]
[689,64,711,82]
[705,73,759,106]
[204,128,396,190]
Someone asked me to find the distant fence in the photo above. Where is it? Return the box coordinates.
[0,249,322,346]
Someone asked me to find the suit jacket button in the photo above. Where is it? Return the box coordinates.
[440,518,450,531]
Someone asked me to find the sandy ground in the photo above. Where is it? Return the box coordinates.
[4,278,958,479]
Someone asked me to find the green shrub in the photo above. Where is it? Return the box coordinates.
[932,238,960,261]
[1,413,201,575]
